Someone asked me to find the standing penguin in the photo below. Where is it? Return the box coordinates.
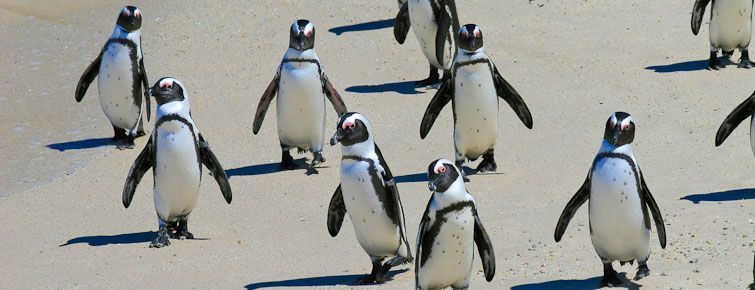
[123,77,232,248]
[253,19,348,174]
[715,90,755,154]
[691,0,754,69]
[420,24,533,181]
[554,112,667,287]
[415,159,495,289]
[326,112,413,284]
[76,6,151,149]
[394,0,460,86]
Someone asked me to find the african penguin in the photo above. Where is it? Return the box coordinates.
[415,159,495,289]
[75,6,151,149]
[122,77,232,248]
[715,89,755,155]
[394,0,460,86]
[253,19,347,174]
[327,112,413,284]
[420,24,533,181]
[554,112,667,287]
[692,0,754,69]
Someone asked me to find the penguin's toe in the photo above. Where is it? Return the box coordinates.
[738,60,752,68]
[600,274,623,287]
[175,230,194,240]
[633,265,650,281]
[476,161,497,173]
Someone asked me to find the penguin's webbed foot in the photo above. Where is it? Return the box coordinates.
[280,150,298,171]
[174,229,194,240]
[149,228,171,248]
[306,166,319,175]
[116,140,135,150]
[633,263,650,281]
[708,54,723,70]
[600,262,623,287]
[416,74,441,87]
[739,58,753,68]
[311,152,325,166]
[356,274,378,285]
[136,129,147,137]
[476,157,497,173]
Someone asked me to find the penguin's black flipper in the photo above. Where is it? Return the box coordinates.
[393,2,411,44]
[715,92,755,146]
[75,51,102,102]
[198,134,232,204]
[640,173,667,249]
[123,136,154,208]
[321,72,348,117]
[327,184,346,237]
[691,0,711,35]
[420,75,453,139]
[473,206,495,282]
[493,65,533,129]
[139,44,151,121]
[415,196,433,279]
[253,72,280,134]
[554,171,591,242]
[375,144,412,260]
[434,0,460,68]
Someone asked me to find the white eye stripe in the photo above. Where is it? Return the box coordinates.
[609,113,618,126]
[621,117,633,127]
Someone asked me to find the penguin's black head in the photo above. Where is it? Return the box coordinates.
[604,112,635,147]
[458,24,483,52]
[330,112,370,147]
[427,159,460,193]
[148,77,186,105]
[116,6,142,32]
[289,19,315,51]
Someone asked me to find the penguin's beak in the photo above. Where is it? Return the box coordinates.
[330,130,344,146]
[428,180,437,192]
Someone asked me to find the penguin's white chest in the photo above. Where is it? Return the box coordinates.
[588,157,650,261]
[453,63,499,159]
[340,159,400,257]
[276,62,326,150]
[408,0,453,69]
[418,207,475,289]
[98,42,141,130]
[153,121,201,222]
[710,0,753,51]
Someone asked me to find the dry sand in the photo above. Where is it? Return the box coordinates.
[1,0,753,289]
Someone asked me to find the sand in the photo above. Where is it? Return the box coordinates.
[0,0,753,289]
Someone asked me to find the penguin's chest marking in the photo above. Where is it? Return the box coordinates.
[98,40,140,129]
[153,119,201,219]
[589,156,648,258]
[453,62,498,157]
[421,207,475,286]
[710,0,753,50]
[340,159,400,256]
[276,60,326,147]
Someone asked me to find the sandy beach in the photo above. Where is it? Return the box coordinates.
[1,0,753,289]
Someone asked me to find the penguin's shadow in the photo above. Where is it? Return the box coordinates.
[346,81,425,95]
[225,158,312,178]
[60,231,155,247]
[644,59,710,73]
[511,273,640,290]
[680,188,755,204]
[46,137,113,151]
[244,269,408,289]
[328,19,394,35]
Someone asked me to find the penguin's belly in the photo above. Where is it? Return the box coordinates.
[588,158,649,261]
[340,160,400,257]
[453,67,498,159]
[276,63,326,150]
[710,0,753,51]
[408,0,453,69]
[98,43,140,130]
[418,208,475,289]
[153,124,201,222]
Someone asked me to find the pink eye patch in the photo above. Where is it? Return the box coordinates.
[160,80,173,89]
[342,121,354,130]
[434,164,446,174]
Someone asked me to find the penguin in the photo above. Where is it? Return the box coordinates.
[554,112,667,287]
[415,159,495,290]
[691,0,754,69]
[122,77,232,248]
[419,24,533,181]
[394,0,460,86]
[75,6,151,149]
[253,19,348,174]
[326,112,413,284]
[715,89,755,155]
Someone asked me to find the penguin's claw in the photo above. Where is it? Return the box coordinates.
[738,60,753,68]
[476,159,497,173]
[634,264,650,281]
[175,230,194,240]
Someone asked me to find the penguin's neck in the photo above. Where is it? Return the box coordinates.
[456,47,486,61]
[284,48,318,60]
[341,140,375,159]
[432,178,470,208]
[157,99,191,119]
[598,140,634,156]
[111,25,139,40]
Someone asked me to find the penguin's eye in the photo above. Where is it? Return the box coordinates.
[348,123,355,129]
